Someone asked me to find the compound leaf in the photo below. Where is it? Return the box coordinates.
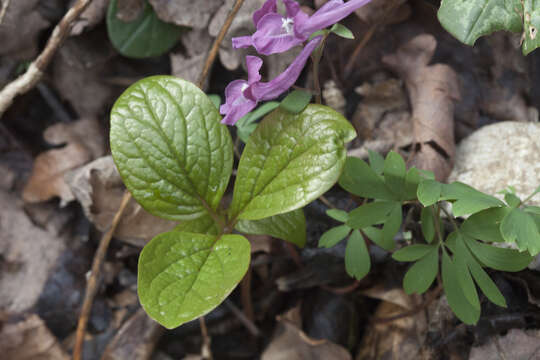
[500,207,540,255]
[346,201,397,229]
[463,235,533,271]
[421,206,436,243]
[319,224,351,248]
[383,151,406,198]
[403,247,439,294]
[393,244,438,262]
[345,230,371,280]
[339,157,397,201]
[461,207,510,243]
[417,180,442,207]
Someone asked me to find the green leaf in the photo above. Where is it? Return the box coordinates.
[330,23,355,39]
[339,157,397,201]
[174,212,219,235]
[421,206,436,243]
[453,237,480,310]
[417,180,442,206]
[392,244,438,262]
[441,251,480,325]
[504,193,521,208]
[280,90,312,114]
[138,231,250,329]
[522,1,540,55]
[461,207,510,243]
[525,206,540,216]
[326,209,348,222]
[236,209,306,247]
[463,235,533,271]
[466,255,507,307]
[440,182,504,217]
[230,105,356,220]
[346,201,397,229]
[383,151,406,198]
[381,203,401,250]
[403,167,421,201]
[107,0,182,58]
[368,150,385,175]
[437,0,522,46]
[345,230,371,280]
[208,94,221,110]
[110,77,232,219]
[500,208,540,255]
[236,102,280,143]
[319,225,351,248]
[362,226,391,251]
[403,248,439,294]
[110,76,233,221]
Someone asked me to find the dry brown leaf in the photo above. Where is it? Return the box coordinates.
[0,191,66,313]
[0,314,69,360]
[101,308,164,360]
[171,29,213,87]
[23,118,105,205]
[469,329,540,360]
[383,34,460,181]
[148,0,223,29]
[0,0,49,59]
[65,156,177,247]
[354,0,411,25]
[262,306,352,360]
[70,0,109,35]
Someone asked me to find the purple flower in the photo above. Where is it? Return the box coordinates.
[220,36,321,125]
[232,0,371,55]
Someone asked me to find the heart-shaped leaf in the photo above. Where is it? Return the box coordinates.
[110,76,233,221]
[230,105,356,220]
[138,231,250,329]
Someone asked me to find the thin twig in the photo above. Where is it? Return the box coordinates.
[343,23,377,77]
[0,0,10,25]
[197,0,246,88]
[199,317,213,360]
[224,299,262,337]
[73,191,132,360]
[0,0,92,119]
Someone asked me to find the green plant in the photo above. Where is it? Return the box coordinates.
[110,75,355,328]
[320,150,540,324]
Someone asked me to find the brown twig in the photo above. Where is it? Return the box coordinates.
[73,191,132,360]
[199,317,213,360]
[197,0,246,88]
[0,0,10,24]
[343,23,377,77]
[0,0,92,119]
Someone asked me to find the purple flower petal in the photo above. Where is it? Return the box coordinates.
[232,35,253,49]
[251,36,322,100]
[246,56,263,85]
[220,80,258,125]
[252,13,303,55]
[283,0,301,17]
[253,0,278,26]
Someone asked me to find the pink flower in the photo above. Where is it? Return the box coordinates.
[220,36,322,125]
[232,0,370,55]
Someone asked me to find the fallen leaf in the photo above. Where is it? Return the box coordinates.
[383,34,460,181]
[148,0,223,29]
[0,0,49,59]
[70,0,109,35]
[0,191,66,313]
[23,118,105,205]
[354,0,411,25]
[171,29,213,86]
[0,314,69,360]
[101,308,164,360]
[65,156,177,247]
[469,328,540,360]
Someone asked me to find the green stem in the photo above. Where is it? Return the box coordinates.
[432,204,444,245]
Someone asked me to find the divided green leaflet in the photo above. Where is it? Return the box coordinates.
[417,180,442,206]
[368,150,385,175]
[319,225,351,248]
[345,230,371,280]
[440,182,504,217]
[339,157,397,201]
[500,208,540,255]
[453,237,480,310]
[110,76,233,221]
[235,209,307,247]
[383,151,406,198]
[230,105,356,220]
[392,244,437,262]
[138,231,250,329]
[107,0,182,58]
[460,207,510,243]
[420,206,436,243]
[403,247,439,294]
[463,235,533,271]
[326,209,349,223]
[346,201,397,229]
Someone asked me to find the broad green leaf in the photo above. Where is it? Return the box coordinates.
[421,206,436,243]
[326,209,348,222]
[381,203,401,250]
[339,157,397,201]
[404,167,421,201]
[522,1,540,55]
[500,208,540,255]
[441,251,480,325]
[437,0,522,46]
[504,193,521,208]
[440,182,504,217]
[174,212,219,235]
[403,248,439,294]
[345,230,371,280]
[417,180,442,206]
[392,244,438,262]
[236,102,280,143]
[463,235,533,271]
[107,0,182,58]
[453,237,480,309]
[383,151,406,198]
[208,94,221,110]
[525,206,540,215]
[110,76,233,221]
[330,23,355,39]
[368,150,385,175]
[319,225,351,248]
[138,231,250,329]
[236,209,306,247]
[346,201,397,229]
[230,105,356,220]
[461,207,510,243]
[280,90,312,113]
